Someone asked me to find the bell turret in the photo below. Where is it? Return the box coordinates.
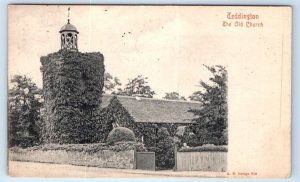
[59,8,79,51]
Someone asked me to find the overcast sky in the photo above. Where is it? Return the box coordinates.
[8,5,242,98]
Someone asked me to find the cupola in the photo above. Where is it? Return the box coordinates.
[59,8,79,51]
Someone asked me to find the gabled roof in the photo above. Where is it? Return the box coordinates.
[101,94,201,124]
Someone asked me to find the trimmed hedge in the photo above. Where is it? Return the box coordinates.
[106,127,135,144]
[10,141,147,153]
[40,50,104,144]
[178,145,228,152]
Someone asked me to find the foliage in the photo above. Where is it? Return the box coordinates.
[155,127,175,169]
[188,91,202,102]
[106,127,136,144]
[181,129,199,147]
[136,123,158,148]
[100,96,141,142]
[188,65,228,145]
[178,144,228,152]
[8,75,43,147]
[103,72,121,94]
[117,75,155,98]
[163,92,186,101]
[10,141,147,153]
[40,50,104,144]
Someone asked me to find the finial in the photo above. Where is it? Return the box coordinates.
[67,7,70,24]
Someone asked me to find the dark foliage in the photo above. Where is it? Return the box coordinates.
[106,127,136,144]
[181,128,199,147]
[8,75,43,147]
[188,91,202,102]
[100,96,141,142]
[40,50,104,144]
[11,141,147,153]
[155,127,175,169]
[136,123,158,149]
[188,65,228,145]
[178,145,228,152]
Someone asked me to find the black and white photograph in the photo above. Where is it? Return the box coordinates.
[7,5,290,178]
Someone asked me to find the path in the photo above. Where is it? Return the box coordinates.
[8,161,224,178]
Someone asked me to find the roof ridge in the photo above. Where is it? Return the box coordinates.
[102,94,201,104]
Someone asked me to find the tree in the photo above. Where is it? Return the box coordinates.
[155,127,175,169]
[8,75,43,147]
[117,75,155,98]
[188,91,202,102]
[163,92,186,101]
[189,65,228,145]
[103,72,121,94]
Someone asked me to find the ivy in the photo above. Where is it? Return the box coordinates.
[40,50,104,144]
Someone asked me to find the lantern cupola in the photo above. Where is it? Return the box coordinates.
[59,8,79,51]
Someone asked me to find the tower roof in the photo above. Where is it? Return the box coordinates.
[59,21,79,33]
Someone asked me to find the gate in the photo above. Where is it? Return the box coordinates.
[136,152,155,170]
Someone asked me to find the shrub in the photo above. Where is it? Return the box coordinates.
[10,142,146,153]
[106,127,135,144]
[99,96,141,142]
[181,130,200,147]
[155,127,175,169]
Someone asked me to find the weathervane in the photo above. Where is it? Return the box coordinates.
[67,7,70,23]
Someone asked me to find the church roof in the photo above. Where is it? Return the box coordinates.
[101,94,201,124]
[59,22,79,33]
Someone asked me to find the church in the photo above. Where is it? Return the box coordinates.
[40,9,200,147]
[101,94,200,148]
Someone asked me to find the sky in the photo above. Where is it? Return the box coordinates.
[9,5,243,98]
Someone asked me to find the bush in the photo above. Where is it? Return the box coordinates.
[155,127,175,169]
[181,131,200,147]
[106,127,135,144]
[99,96,140,142]
[10,142,147,153]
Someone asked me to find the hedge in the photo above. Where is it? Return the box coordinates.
[10,141,147,153]
[106,127,135,144]
[101,96,141,141]
[40,49,104,144]
[178,145,228,152]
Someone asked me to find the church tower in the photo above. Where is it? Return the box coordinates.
[59,8,79,51]
[40,7,105,144]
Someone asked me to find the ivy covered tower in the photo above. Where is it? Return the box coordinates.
[40,8,105,144]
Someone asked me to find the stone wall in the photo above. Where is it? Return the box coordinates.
[40,50,104,144]
[9,148,135,169]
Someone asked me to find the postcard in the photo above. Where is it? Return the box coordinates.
[8,5,291,178]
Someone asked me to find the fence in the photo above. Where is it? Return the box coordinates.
[135,152,155,170]
[175,150,227,172]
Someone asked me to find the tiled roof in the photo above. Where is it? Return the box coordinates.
[101,94,201,123]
